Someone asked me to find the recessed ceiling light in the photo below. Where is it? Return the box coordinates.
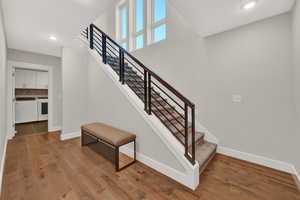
[242,0,257,10]
[49,36,57,41]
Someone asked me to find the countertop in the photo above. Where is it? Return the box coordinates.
[15,95,48,99]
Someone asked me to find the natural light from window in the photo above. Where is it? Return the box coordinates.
[154,0,166,23]
[135,0,144,32]
[135,0,144,50]
[152,0,166,43]
[121,7,127,40]
[117,0,166,51]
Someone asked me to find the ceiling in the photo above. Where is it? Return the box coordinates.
[170,0,295,37]
[2,0,116,57]
[1,0,295,57]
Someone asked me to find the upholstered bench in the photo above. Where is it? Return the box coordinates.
[81,122,136,171]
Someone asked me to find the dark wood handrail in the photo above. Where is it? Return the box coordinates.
[91,24,195,107]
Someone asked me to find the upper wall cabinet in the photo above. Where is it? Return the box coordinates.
[15,69,48,89]
[15,69,37,89]
[36,71,48,89]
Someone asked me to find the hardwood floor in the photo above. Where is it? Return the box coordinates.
[15,121,48,136]
[1,132,300,200]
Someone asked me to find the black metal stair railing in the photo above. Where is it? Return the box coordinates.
[83,24,196,165]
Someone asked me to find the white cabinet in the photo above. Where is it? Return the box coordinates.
[36,71,48,89]
[15,100,38,123]
[15,69,25,88]
[15,69,48,89]
[15,69,36,89]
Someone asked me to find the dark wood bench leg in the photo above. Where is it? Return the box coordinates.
[81,130,85,146]
[115,139,136,172]
[134,139,136,161]
[115,146,120,172]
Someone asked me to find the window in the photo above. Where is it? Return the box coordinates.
[116,0,166,51]
[135,34,144,49]
[135,0,144,32]
[118,4,128,50]
[121,42,127,50]
[134,0,145,50]
[153,24,166,43]
[153,0,166,23]
[151,0,166,43]
[121,7,127,40]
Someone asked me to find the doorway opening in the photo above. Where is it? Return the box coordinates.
[7,61,54,139]
[14,68,49,136]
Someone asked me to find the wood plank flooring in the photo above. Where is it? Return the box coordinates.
[1,132,300,200]
[15,121,48,136]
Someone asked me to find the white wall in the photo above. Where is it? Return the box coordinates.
[292,1,300,175]
[205,14,295,163]
[94,6,115,39]
[94,3,299,173]
[7,49,62,129]
[62,40,89,135]
[0,0,7,188]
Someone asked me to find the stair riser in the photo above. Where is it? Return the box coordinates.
[107,61,129,66]
[163,117,185,126]
[153,110,181,120]
[188,137,205,150]
[199,149,216,175]
[153,108,176,117]
[112,68,134,74]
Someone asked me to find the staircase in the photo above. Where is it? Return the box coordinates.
[82,24,217,175]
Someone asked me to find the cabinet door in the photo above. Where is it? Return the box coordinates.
[15,69,37,88]
[15,100,38,123]
[36,71,48,89]
[24,70,37,89]
[15,69,26,88]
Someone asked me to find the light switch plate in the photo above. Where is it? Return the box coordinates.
[232,95,242,103]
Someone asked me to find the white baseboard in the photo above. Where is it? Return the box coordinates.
[218,146,296,174]
[292,166,300,190]
[60,131,81,141]
[296,170,300,183]
[120,147,199,190]
[0,138,8,192]
[48,126,62,132]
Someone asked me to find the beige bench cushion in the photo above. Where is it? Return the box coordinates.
[81,122,136,146]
